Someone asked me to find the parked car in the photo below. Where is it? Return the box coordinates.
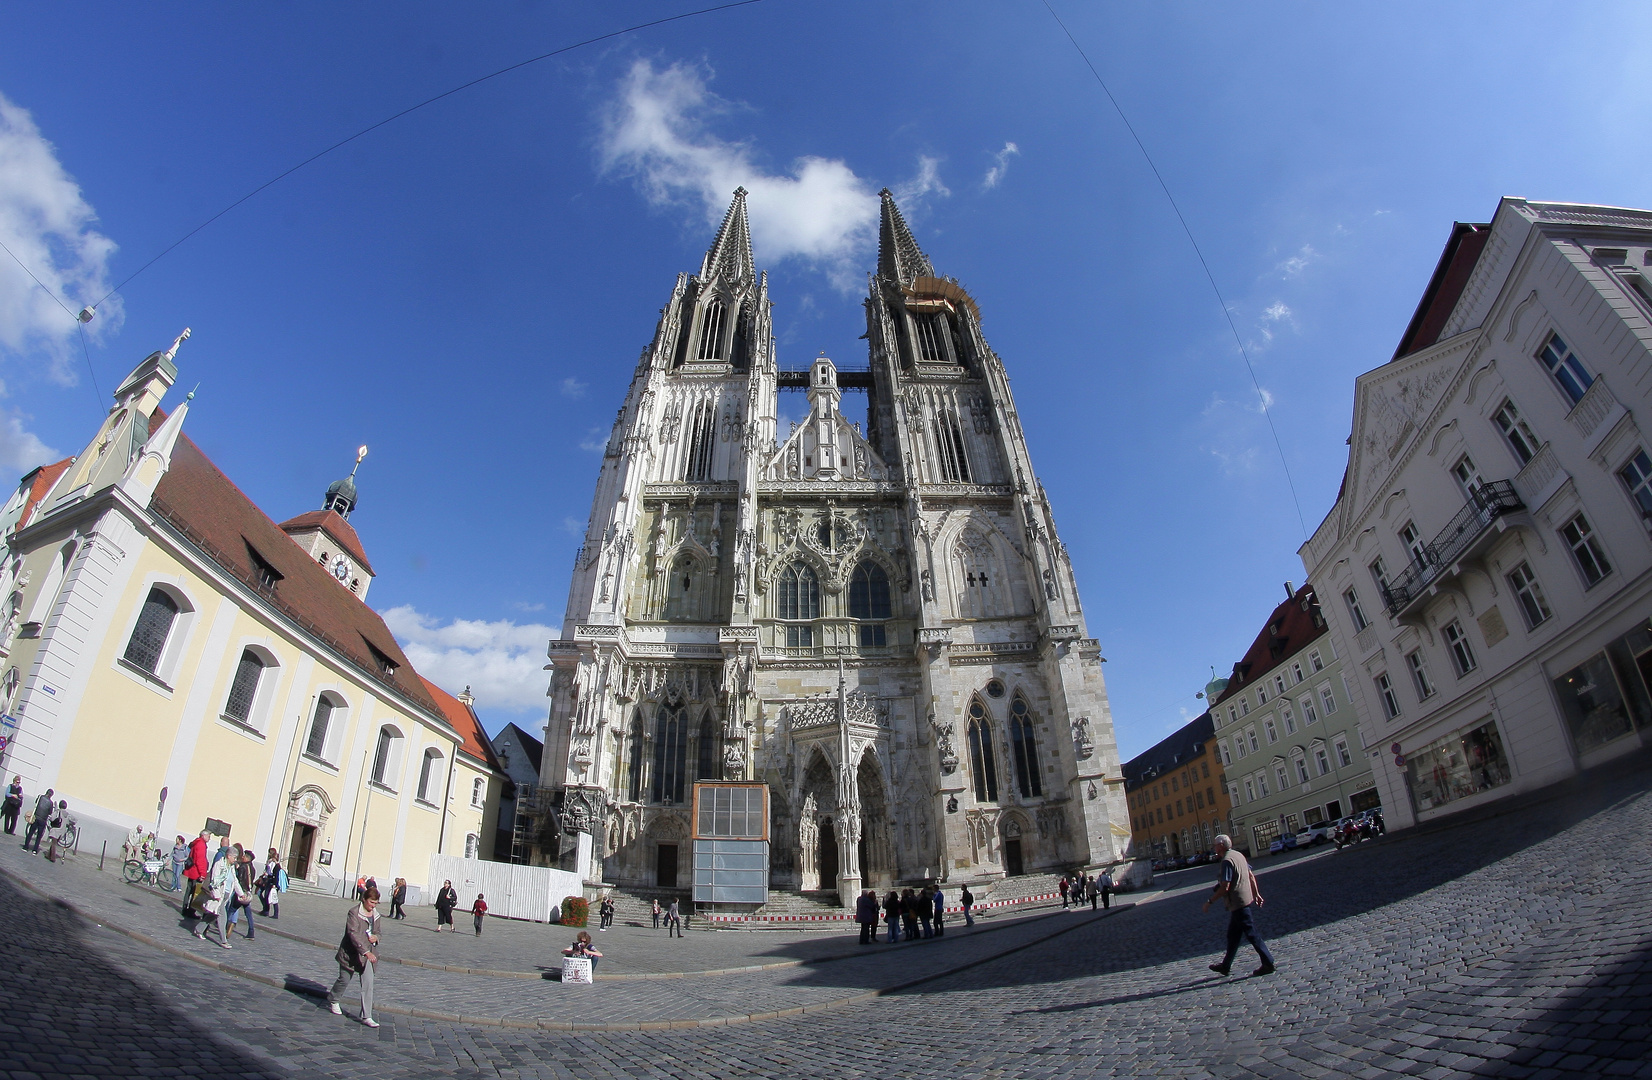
[1268,837,1284,855]
[1304,822,1334,845]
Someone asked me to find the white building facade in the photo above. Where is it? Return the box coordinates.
[536,190,1130,903]
[1302,198,1652,832]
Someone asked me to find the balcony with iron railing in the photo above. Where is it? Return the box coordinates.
[1380,480,1524,619]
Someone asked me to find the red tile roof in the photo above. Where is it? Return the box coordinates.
[10,458,72,538]
[418,676,501,769]
[278,509,375,576]
[1393,222,1492,359]
[1212,584,1328,707]
[146,420,439,717]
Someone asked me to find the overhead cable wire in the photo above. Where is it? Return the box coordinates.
[93,0,768,309]
[1040,1,1310,541]
[0,235,104,408]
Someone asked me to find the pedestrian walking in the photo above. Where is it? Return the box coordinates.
[855,888,879,945]
[193,844,236,949]
[181,830,211,916]
[171,835,189,892]
[598,894,614,931]
[1059,875,1070,909]
[226,851,258,939]
[916,885,934,938]
[651,898,661,929]
[883,889,902,943]
[435,879,458,932]
[1099,869,1114,910]
[390,878,407,920]
[259,850,284,916]
[327,886,381,1028]
[932,885,945,936]
[667,898,683,937]
[901,888,921,942]
[1085,873,1098,910]
[22,788,52,853]
[470,894,488,936]
[960,884,974,927]
[1203,833,1275,977]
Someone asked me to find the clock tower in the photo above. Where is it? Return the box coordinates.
[279,447,377,600]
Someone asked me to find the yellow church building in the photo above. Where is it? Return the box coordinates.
[0,333,502,898]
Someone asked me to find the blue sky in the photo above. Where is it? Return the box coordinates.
[4,2,1651,759]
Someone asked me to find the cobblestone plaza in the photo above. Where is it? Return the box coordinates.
[0,748,1646,1079]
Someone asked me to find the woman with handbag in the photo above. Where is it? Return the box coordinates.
[328,886,381,1028]
[226,850,258,940]
[258,848,282,916]
[193,845,236,948]
[3,777,23,835]
[390,878,407,920]
[434,879,458,932]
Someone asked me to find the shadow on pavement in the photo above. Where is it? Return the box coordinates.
[0,871,289,1078]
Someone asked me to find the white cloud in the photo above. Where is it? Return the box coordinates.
[1276,244,1317,278]
[577,426,606,453]
[0,404,60,472]
[599,59,883,289]
[0,91,122,380]
[560,377,588,398]
[560,515,585,536]
[1262,301,1292,323]
[382,605,553,714]
[511,600,547,613]
[983,142,1019,190]
[897,155,950,202]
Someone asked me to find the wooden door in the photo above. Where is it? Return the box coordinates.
[287,823,315,880]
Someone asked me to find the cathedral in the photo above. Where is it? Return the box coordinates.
[538,189,1128,904]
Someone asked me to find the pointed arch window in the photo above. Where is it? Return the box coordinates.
[123,587,179,674]
[697,714,721,781]
[935,408,971,483]
[777,562,820,647]
[697,300,727,361]
[684,400,716,481]
[652,705,688,803]
[665,553,704,622]
[848,560,890,647]
[627,713,646,802]
[967,699,999,803]
[1008,695,1042,798]
[955,532,997,619]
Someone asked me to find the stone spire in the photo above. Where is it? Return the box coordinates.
[700,187,756,284]
[877,189,934,284]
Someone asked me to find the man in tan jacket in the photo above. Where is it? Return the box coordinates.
[1202,834,1276,977]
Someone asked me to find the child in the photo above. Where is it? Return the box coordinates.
[470,893,488,937]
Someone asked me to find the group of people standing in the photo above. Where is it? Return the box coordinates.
[858,885,956,944]
[1058,869,1114,910]
[10,777,69,856]
[176,831,287,948]
[647,897,684,935]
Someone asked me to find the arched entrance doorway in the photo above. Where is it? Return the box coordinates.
[818,816,839,889]
[856,751,892,887]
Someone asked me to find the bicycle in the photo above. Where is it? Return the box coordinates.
[124,857,176,891]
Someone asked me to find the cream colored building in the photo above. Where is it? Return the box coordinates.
[0,337,502,897]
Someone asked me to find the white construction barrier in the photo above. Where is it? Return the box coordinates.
[426,855,585,923]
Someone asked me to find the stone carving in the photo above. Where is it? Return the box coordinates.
[930,711,959,774]
[562,786,608,835]
[723,739,746,776]
[1036,806,1069,840]
[1072,715,1095,760]
[920,569,934,602]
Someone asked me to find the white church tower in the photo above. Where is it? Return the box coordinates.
[540,189,1127,903]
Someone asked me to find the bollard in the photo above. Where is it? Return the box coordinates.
[100,840,106,872]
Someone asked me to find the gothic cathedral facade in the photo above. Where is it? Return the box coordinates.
[540,189,1127,903]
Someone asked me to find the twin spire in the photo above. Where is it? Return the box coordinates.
[697,186,935,286]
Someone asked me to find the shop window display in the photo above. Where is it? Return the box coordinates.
[1407,720,1511,813]
[1553,652,1635,754]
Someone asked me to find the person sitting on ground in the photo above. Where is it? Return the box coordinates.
[563,930,603,971]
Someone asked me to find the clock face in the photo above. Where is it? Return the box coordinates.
[331,557,350,582]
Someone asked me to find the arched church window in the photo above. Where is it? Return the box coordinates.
[955,531,997,619]
[627,713,646,802]
[935,408,971,483]
[777,562,820,647]
[652,705,688,804]
[1009,694,1043,798]
[123,587,179,674]
[684,400,716,481]
[848,561,890,647]
[697,300,727,361]
[665,553,702,621]
[696,714,721,781]
[967,699,999,803]
[222,649,266,725]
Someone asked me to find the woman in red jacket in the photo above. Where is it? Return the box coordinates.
[181,829,211,918]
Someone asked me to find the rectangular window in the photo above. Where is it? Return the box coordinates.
[1494,400,1540,466]
[1399,522,1427,568]
[1620,449,1652,518]
[1274,674,1287,696]
[1507,562,1552,629]
[1319,684,1337,715]
[1274,765,1289,792]
[1240,697,1250,716]
[1314,746,1331,776]
[1334,737,1352,768]
[857,623,887,648]
[1375,672,1401,719]
[1257,684,1268,705]
[1407,720,1511,813]
[1407,649,1435,699]
[1234,737,1246,759]
[1248,729,1259,753]
[1554,652,1635,754]
[1227,705,1238,726]
[1300,696,1319,725]
[1309,649,1323,672]
[1291,662,1304,684]
[1294,756,1309,784]
[1442,620,1477,675]
[1256,773,1269,798]
[1370,557,1392,598]
[1218,740,1231,765]
[1453,454,1486,499]
[785,624,813,647]
[1243,779,1255,802]
[1561,513,1611,586]
[1538,332,1594,406]
[1281,704,1296,735]
[1195,790,1204,809]
[1344,588,1369,632]
[1264,718,1278,744]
